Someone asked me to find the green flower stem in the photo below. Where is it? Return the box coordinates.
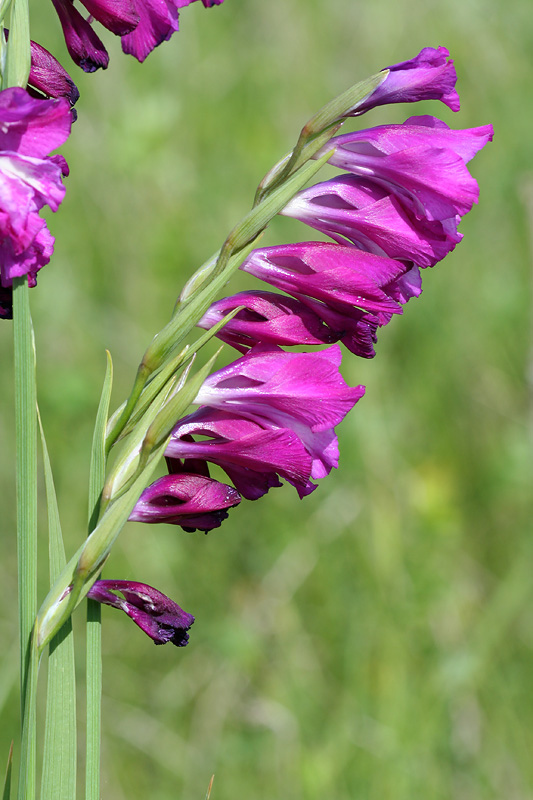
[13,276,37,800]
[86,353,112,800]
[6,6,38,799]
[254,70,388,204]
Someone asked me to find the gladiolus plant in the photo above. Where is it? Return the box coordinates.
[0,0,491,795]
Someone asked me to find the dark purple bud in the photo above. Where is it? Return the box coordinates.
[87,580,194,646]
[29,41,80,107]
[3,33,80,106]
[129,472,241,532]
[51,0,109,72]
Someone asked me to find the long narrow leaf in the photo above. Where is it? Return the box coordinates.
[18,634,37,800]
[88,351,113,530]
[38,412,76,800]
[86,351,112,800]
[13,276,37,800]
[2,743,13,800]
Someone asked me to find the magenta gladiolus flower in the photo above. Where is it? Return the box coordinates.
[197,290,338,353]
[281,177,456,267]
[87,580,195,646]
[240,243,414,318]
[129,472,241,531]
[352,46,460,115]
[166,406,317,499]
[0,88,72,318]
[315,116,493,229]
[121,0,224,62]
[195,343,364,436]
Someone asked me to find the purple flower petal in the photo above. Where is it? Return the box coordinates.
[0,90,71,291]
[195,343,365,434]
[197,290,338,352]
[129,472,241,531]
[281,177,459,267]
[354,46,460,114]
[51,0,109,72]
[121,0,224,62]
[166,406,315,499]
[318,118,493,225]
[0,87,72,157]
[120,0,180,62]
[28,41,80,106]
[241,242,412,315]
[87,580,194,646]
[78,0,139,35]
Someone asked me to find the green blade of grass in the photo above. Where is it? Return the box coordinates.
[38,411,76,800]
[2,743,13,800]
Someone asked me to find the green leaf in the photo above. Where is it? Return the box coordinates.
[18,634,37,800]
[3,0,30,88]
[38,411,76,800]
[2,742,13,800]
[86,351,112,800]
[88,351,113,531]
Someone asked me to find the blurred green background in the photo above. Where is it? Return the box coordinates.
[0,0,531,797]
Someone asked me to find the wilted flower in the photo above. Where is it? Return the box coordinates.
[87,580,195,646]
[129,472,241,531]
[0,88,72,318]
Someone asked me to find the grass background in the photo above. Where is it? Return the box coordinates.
[0,0,531,797]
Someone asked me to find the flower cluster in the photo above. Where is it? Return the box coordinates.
[0,88,72,318]
[129,47,492,534]
[52,0,225,71]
